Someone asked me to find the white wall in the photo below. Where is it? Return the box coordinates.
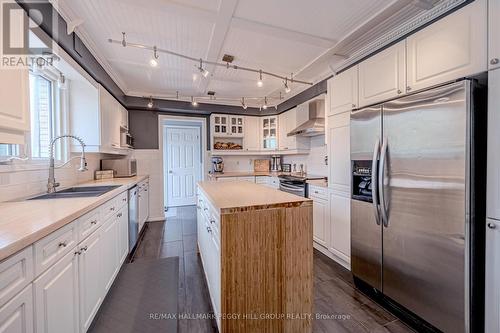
[282,135,328,176]
[0,153,102,202]
[211,155,265,172]
[131,149,164,221]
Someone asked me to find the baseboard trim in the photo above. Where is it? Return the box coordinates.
[313,241,351,270]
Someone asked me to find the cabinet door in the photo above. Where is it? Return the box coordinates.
[278,111,289,150]
[34,250,79,333]
[486,218,500,333]
[328,113,351,191]
[101,216,120,293]
[229,116,244,137]
[358,41,405,107]
[312,197,328,247]
[488,69,500,220]
[118,207,129,265]
[406,0,487,92]
[243,116,260,151]
[212,115,228,136]
[0,68,30,144]
[262,117,278,150]
[329,192,351,264]
[78,231,103,332]
[490,0,500,70]
[330,66,358,115]
[0,285,33,333]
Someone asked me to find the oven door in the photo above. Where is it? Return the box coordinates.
[279,181,305,197]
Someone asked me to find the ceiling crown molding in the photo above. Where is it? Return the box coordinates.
[336,0,470,73]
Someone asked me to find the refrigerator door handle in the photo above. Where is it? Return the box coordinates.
[379,137,389,227]
[371,138,381,225]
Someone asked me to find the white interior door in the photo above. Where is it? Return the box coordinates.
[165,126,201,207]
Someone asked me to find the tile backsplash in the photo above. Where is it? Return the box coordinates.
[0,153,103,202]
[282,135,328,176]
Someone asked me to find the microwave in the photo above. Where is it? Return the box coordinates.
[101,159,137,178]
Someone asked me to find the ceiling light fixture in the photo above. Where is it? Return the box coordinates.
[257,70,263,87]
[241,97,247,110]
[191,96,198,106]
[147,96,154,108]
[262,96,268,110]
[150,46,159,67]
[198,59,209,78]
[284,78,291,94]
[109,34,314,87]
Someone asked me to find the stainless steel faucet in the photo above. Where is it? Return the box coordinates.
[47,135,88,193]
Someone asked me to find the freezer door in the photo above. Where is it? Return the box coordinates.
[381,81,469,332]
[350,106,383,290]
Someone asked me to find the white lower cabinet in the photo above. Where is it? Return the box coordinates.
[34,250,79,333]
[328,191,351,267]
[101,216,120,294]
[118,207,129,265]
[78,230,103,333]
[0,284,33,333]
[309,186,328,247]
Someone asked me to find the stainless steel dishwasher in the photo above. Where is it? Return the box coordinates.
[128,185,139,252]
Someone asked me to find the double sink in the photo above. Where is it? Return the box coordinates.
[28,185,120,200]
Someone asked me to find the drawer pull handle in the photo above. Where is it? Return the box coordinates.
[122,198,127,202]
[74,251,81,256]
[117,213,123,218]
[90,220,97,225]
[488,222,496,229]
[58,242,67,248]
[210,219,215,224]
[315,191,319,194]
[207,226,212,233]
[110,207,115,211]
[81,246,88,252]
[204,208,208,211]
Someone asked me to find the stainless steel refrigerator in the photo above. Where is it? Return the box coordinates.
[350,80,486,333]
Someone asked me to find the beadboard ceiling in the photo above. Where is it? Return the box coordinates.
[53,0,438,107]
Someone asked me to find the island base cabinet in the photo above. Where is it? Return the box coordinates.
[34,250,79,333]
[0,285,33,333]
[78,231,103,333]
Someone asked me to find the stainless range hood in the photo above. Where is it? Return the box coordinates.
[287,99,325,137]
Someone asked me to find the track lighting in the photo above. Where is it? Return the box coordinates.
[241,97,247,110]
[147,96,153,108]
[284,78,291,93]
[262,97,268,110]
[198,59,209,78]
[257,70,263,87]
[150,46,159,67]
[191,96,198,106]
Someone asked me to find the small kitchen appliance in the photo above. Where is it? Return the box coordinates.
[212,156,224,173]
[101,158,137,177]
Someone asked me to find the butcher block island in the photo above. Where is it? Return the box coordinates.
[196,181,313,333]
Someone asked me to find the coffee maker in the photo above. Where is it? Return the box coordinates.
[212,156,224,173]
[270,155,282,172]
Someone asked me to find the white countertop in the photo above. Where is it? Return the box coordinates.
[0,176,148,261]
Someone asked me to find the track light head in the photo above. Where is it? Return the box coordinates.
[191,96,198,106]
[147,96,154,108]
[284,78,291,93]
[262,96,268,110]
[199,59,209,77]
[257,70,263,87]
[241,97,247,110]
[150,46,159,67]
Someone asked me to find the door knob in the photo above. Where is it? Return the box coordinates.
[488,222,496,229]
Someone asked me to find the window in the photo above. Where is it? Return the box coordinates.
[0,144,19,157]
[29,73,54,159]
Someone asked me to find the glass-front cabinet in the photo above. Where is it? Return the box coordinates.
[212,114,244,137]
[261,116,278,150]
[213,115,228,136]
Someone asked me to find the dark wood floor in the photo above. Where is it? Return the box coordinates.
[132,206,414,333]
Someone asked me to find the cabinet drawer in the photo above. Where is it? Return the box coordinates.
[255,176,269,184]
[0,246,34,308]
[34,222,77,276]
[309,186,328,201]
[78,209,101,242]
[100,194,124,221]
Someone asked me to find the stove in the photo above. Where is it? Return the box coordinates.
[278,174,327,197]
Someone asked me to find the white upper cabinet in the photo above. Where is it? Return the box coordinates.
[490,0,500,70]
[229,116,244,137]
[406,0,487,92]
[211,114,244,138]
[0,68,30,144]
[278,106,310,151]
[358,41,406,108]
[261,116,279,150]
[328,112,351,191]
[243,116,260,151]
[99,86,121,150]
[329,65,358,115]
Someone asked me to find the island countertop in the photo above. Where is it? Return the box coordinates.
[197,180,312,213]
